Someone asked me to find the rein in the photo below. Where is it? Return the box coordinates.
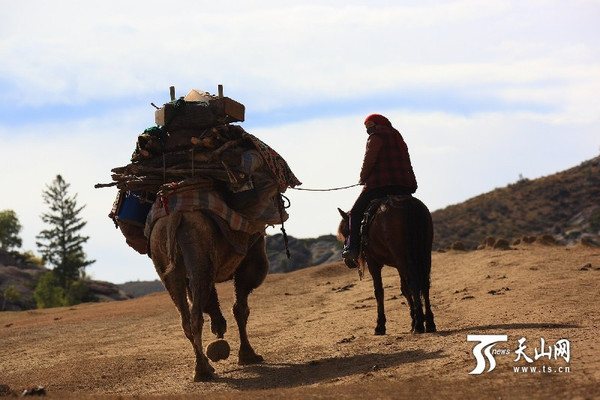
[276,183,359,259]
[290,183,361,192]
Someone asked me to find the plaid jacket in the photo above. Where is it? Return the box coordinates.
[359,126,417,192]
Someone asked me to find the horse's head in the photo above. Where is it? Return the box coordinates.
[336,208,350,243]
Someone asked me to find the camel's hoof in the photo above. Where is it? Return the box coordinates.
[194,356,215,381]
[238,353,264,365]
[193,371,216,382]
[206,339,231,362]
[211,317,227,338]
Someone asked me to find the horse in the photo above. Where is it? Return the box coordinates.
[149,210,268,381]
[337,195,436,335]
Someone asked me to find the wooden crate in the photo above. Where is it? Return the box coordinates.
[155,97,245,128]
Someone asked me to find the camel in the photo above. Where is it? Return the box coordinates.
[149,210,268,381]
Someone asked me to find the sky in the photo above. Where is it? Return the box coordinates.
[0,1,598,284]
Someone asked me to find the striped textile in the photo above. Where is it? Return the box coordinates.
[145,185,264,236]
[246,134,302,191]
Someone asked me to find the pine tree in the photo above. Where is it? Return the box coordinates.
[36,175,95,289]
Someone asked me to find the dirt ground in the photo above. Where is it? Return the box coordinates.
[1,243,599,399]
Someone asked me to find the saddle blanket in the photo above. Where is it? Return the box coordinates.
[144,183,265,238]
[361,194,413,239]
[246,133,302,192]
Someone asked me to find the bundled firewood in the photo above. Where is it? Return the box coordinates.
[104,123,256,195]
[95,86,259,194]
[96,86,301,254]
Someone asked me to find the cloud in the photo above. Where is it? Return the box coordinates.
[1,0,599,283]
[2,1,598,113]
[1,104,598,283]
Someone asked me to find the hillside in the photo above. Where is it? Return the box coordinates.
[0,251,45,310]
[269,156,600,268]
[1,244,598,399]
[266,234,341,273]
[112,234,342,298]
[3,156,598,307]
[0,234,342,307]
[0,250,131,311]
[431,156,600,250]
[117,280,165,298]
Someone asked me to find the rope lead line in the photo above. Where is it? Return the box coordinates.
[290,183,361,192]
[277,193,291,259]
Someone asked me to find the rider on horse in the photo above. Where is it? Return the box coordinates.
[341,114,418,268]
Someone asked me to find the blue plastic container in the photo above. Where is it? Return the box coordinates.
[117,191,155,226]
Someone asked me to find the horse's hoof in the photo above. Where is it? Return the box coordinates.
[411,326,425,334]
[206,339,231,362]
[374,327,386,335]
[426,324,437,333]
[238,353,264,365]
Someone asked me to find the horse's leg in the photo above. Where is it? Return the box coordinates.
[233,235,268,365]
[406,264,425,334]
[389,239,419,333]
[204,284,227,339]
[399,274,417,333]
[368,259,386,335]
[395,219,425,333]
[420,250,436,333]
[177,217,215,381]
[423,224,436,333]
[422,283,436,333]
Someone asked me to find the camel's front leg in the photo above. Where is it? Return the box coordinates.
[204,284,227,339]
[233,236,268,365]
[232,292,263,365]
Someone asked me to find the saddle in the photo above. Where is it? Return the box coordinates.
[359,194,413,249]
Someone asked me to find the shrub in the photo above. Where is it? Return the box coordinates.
[2,284,21,311]
[33,271,65,309]
[64,280,97,305]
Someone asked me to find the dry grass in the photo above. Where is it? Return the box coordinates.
[432,156,600,249]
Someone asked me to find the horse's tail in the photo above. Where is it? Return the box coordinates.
[403,197,433,294]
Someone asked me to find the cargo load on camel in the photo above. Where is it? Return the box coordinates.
[96,86,301,255]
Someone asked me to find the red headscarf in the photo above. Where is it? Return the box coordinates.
[364,114,392,128]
